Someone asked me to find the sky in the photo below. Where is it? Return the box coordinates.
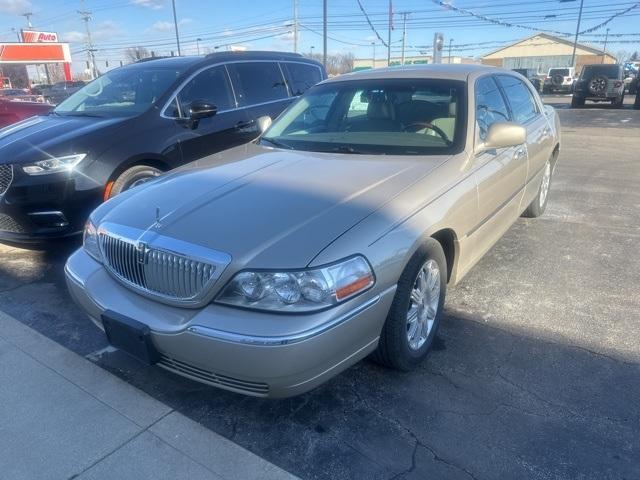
[0,0,638,76]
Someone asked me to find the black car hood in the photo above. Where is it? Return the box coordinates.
[0,114,127,166]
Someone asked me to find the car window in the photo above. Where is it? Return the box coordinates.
[581,65,621,79]
[549,68,570,77]
[283,62,323,96]
[227,62,288,106]
[168,65,234,118]
[496,75,538,124]
[262,79,464,156]
[475,76,510,141]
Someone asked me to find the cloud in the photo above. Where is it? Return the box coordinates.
[131,0,164,9]
[0,0,31,15]
[149,18,192,32]
[63,21,123,43]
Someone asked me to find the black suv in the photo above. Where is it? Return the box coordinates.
[0,51,326,245]
[571,64,625,108]
[512,68,543,92]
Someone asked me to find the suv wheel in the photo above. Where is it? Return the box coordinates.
[107,165,162,199]
[571,95,585,108]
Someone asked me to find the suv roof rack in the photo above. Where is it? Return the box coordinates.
[204,50,304,59]
[135,56,171,63]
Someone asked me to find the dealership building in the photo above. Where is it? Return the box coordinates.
[480,33,616,74]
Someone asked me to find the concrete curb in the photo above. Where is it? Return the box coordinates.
[0,310,298,480]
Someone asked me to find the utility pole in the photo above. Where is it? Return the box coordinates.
[371,41,376,68]
[602,28,610,63]
[310,45,315,57]
[21,12,33,29]
[387,0,392,66]
[78,2,97,79]
[322,0,327,68]
[400,12,408,65]
[293,0,298,53]
[171,0,181,56]
[448,38,453,63]
[196,38,202,55]
[569,0,584,68]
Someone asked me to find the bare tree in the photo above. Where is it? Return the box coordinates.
[304,52,354,75]
[125,46,151,63]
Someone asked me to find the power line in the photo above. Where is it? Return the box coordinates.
[355,0,388,47]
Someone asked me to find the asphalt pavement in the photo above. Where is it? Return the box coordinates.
[0,99,638,480]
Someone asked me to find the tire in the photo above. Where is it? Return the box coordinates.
[588,75,608,95]
[570,95,585,108]
[108,165,162,199]
[613,94,624,108]
[371,239,447,371]
[522,156,553,218]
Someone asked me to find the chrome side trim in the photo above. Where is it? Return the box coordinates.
[187,288,392,346]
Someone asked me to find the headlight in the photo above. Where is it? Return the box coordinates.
[216,256,375,313]
[22,153,86,175]
[83,219,101,263]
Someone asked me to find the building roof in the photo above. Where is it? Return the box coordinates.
[481,33,609,59]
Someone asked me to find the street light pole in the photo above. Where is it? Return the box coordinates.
[196,38,202,55]
[400,12,408,66]
[602,28,610,63]
[387,0,392,66]
[293,0,298,53]
[371,41,376,68]
[322,0,327,68]
[448,38,453,64]
[569,0,584,68]
[171,0,182,56]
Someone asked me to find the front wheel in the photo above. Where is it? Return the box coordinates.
[371,239,447,371]
[522,157,553,218]
[107,165,162,199]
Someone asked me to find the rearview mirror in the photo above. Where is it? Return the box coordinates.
[477,122,526,152]
[256,115,272,134]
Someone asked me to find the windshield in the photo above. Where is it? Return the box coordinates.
[261,79,465,155]
[54,66,182,117]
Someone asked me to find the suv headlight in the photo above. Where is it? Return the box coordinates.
[22,153,86,175]
[216,256,375,313]
[83,219,102,263]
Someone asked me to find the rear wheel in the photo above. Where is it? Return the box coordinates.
[522,157,553,218]
[107,165,162,199]
[371,239,447,371]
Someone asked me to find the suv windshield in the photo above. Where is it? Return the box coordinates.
[260,79,464,155]
[54,66,182,117]
[581,65,621,79]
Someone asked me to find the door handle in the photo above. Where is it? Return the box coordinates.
[235,120,255,129]
[514,147,527,161]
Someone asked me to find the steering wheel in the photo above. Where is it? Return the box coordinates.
[403,122,451,145]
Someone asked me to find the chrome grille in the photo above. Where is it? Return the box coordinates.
[100,233,216,302]
[0,165,12,196]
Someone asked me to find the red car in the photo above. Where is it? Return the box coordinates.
[0,99,53,128]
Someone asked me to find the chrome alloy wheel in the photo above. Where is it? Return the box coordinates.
[539,160,551,209]
[406,259,440,351]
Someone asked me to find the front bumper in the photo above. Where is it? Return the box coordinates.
[65,249,396,398]
[0,166,103,244]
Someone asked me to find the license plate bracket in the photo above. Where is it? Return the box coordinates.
[101,310,159,365]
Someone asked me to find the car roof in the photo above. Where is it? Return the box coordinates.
[323,64,504,83]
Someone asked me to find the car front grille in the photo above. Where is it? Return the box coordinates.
[0,165,13,196]
[99,233,217,304]
[158,355,270,396]
[0,213,24,233]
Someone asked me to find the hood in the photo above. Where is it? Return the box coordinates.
[97,143,449,268]
[0,114,127,165]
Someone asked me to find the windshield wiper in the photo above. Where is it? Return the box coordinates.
[260,137,294,150]
[58,112,104,118]
[331,145,370,154]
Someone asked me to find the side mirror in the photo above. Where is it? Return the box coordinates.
[256,115,272,134]
[189,100,217,121]
[477,122,526,152]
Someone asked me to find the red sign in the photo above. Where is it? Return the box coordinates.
[0,43,71,63]
[21,30,59,43]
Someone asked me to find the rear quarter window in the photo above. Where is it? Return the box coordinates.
[283,62,323,96]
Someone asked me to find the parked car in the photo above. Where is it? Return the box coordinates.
[43,81,86,104]
[0,88,44,103]
[65,64,561,398]
[543,67,576,93]
[0,51,326,245]
[0,98,53,128]
[571,64,625,108]
[512,68,543,92]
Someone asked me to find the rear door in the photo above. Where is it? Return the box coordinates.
[469,75,528,263]
[165,64,248,163]
[226,61,292,136]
